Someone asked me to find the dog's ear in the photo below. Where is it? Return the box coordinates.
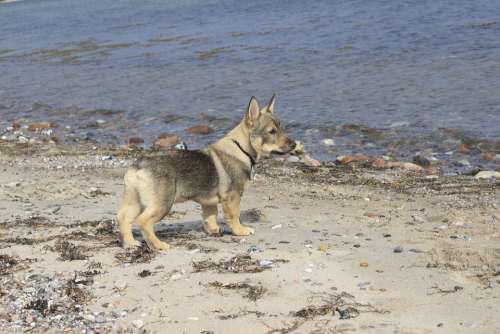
[245,96,261,127]
[266,94,276,114]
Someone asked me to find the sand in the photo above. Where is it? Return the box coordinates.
[0,142,499,334]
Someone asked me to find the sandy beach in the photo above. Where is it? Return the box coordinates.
[0,141,499,334]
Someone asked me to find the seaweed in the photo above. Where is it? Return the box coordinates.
[192,254,288,274]
[115,243,155,264]
[54,240,88,261]
[208,281,267,301]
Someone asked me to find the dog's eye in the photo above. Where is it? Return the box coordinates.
[269,128,277,134]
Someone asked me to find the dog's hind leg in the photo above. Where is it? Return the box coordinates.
[135,178,175,251]
[117,172,143,248]
[201,205,221,235]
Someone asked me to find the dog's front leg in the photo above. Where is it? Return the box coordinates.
[221,193,255,236]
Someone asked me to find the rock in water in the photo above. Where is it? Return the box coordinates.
[185,125,214,135]
[28,122,53,131]
[154,134,178,149]
[413,155,431,168]
[322,138,335,146]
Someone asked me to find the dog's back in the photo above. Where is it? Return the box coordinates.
[130,150,219,200]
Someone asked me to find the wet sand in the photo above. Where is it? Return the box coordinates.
[0,141,499,333]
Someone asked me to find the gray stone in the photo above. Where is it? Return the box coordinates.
[322,138,335,146]
[455,159,471,167]
[393,246,404,253]
[114,280,127,290]
[474,171,500,179]
[132,319,144,329]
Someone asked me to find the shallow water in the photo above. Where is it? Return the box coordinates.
[1,0,499,166]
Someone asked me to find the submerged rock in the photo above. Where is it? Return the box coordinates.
[482,152,494,161]
[127,137,144,147]
[455,159,471,167]
[458,143,470,154]
[185,125,214,135]
[153,133,178,149]
[27,122,54,131]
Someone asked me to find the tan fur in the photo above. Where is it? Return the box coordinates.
[116,96,295,250]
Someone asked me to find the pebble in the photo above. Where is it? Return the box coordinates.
[287,155,300,163]
[259,260,273,267]
[455,159,470,167]
[101,155,112,161]
[336,154,369,165]
[474,171,500,179]
[271,224,282,229]
[318,244,328,252]
[132,319,144,329]
[413,155,431,168]
[360,261,369,267]
[114,280,127,290]
[304,268,313,273]
[247,245,263,253]
[84,314,96,322]
[303,154,321,167]
[5,182,21,188]
[170,273,183,281]
[18,136,29,143]
[322,138,335,146]
[95,314,107,323]
[386,162,423,171]
[389,121,409,128]
[393,246,404,253]
[175,142,188,150]
[46,205,61,214]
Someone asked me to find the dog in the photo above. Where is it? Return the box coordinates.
[116,95,296,250]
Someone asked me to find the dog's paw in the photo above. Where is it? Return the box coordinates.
[232,225,255,236]
[203,223,222,236]
[153,241,171,252]
[122,239,141,249]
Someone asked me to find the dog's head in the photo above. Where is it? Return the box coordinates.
[244,95,296,157]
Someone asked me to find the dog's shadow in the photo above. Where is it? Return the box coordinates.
[131,208,269,243]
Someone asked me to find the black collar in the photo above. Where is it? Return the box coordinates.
[231,139,256,167]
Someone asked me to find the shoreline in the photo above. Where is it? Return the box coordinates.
[1,118,499,175]
[0,141,499,333]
